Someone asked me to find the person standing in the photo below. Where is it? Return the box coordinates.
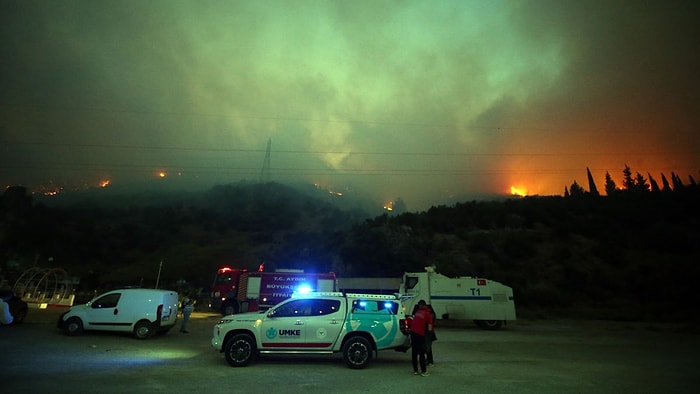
[180,295,194,333]
[0,290,14,325]
[424,302,437,366]
[412,300,437,366]
[410,299,434,377]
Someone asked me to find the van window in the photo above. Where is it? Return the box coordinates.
[92,293,120,309]
[215,273,232,285]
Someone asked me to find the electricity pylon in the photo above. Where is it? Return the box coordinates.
[260,138,271,183]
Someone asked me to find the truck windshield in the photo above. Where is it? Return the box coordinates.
[215,274,232,285]
[404,276,419,290]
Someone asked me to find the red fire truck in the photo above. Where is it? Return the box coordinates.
[210,266,337,315]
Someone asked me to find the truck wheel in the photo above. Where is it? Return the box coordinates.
[224,334,256,367]
[475,320,503,330]
[134,320,154,339]
[343,336,372,369]
[65,317,84,336]
[222,302,239,316]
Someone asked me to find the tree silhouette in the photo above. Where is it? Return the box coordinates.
[569,181,585,197]
[671,172,684,190]
[587,167,599,196]
[622,165,634,191]
[1,186,32,212]
[648,173,660,192]
[604,171,617,196]
[634,172,649,192]
[661,173,671,192]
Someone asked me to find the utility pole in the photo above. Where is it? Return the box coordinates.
[155,260,163,289]
[260,138,271,183]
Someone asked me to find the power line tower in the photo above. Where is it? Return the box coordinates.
[259,138,271,183]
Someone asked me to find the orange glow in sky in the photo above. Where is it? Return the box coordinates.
[510,186,528,197]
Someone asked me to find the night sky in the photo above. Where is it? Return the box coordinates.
[1,0,698,210]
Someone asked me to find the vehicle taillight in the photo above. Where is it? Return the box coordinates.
[157,304,163,321]
[477,279,487,286]
[400,317,412,335]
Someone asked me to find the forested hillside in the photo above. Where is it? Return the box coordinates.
[344,190,699,321]
[1,181,698,322]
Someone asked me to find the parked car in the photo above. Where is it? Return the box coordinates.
[57,288,179,339]
[1,289,28,325]
[212,292,409,369]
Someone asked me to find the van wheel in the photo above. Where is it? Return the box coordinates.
[475,320,503,330]
[134,320,154,339]
[224,334,256,367]
[65,317,84,336]
[343,336,372,369]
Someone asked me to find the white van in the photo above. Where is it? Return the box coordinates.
[57,288,179,339]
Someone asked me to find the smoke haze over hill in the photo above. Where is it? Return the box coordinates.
[1,1,698,211]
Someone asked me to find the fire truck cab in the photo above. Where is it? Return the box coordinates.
[210,266,336,315]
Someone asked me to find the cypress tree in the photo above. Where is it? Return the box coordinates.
[587,167,599,196]
[648,172,660,192]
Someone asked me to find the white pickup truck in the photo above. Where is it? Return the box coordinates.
[211,292,409,369]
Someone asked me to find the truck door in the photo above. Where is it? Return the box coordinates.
[303,298,343,349]
[260,299,311,349]
[402,274,426,315]
[347,298,404,348]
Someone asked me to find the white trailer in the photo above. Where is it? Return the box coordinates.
[399,266,516,330]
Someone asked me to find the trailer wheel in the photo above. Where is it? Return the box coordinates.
[342,336,372,369]
[224,334,256,367]
[475,320,503,330]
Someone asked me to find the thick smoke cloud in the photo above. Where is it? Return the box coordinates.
[1,0,697,210]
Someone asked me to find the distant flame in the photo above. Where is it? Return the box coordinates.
[510,186,528,197]
[99,179,110,188]
[158,172,166,178]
